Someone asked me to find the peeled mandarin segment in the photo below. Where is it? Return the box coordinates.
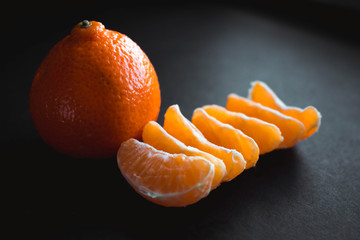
[202,105,283,154]
[248,81,284,109]
[163,105,246,182]
[226,94,305,148]
[249,81,321,140]
[142,121,226,190]
[117,138,215,207]
[280,107,321,140]
[191,108,259,169]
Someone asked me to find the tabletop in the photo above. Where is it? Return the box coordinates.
[3,2,360,239]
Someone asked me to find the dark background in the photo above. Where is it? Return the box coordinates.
[3,1,360,239]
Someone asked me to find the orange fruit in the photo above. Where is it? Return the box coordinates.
[142,121,227,189]
[202,105,283,154]
[192,108,259,169]
[117,138,214,207]
[249,81,321,140]
[163,105,246,181]
[226,94,305,148]
[29,20,161,158]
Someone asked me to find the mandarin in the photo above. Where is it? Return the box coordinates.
[249,81,321,140]
[117,138,214,207]
[163,105,246,181]
[226,94,305,148]
[142,121,227,190]
[29,20,161,158]
[202,105,283,154]
[192,108,259,169]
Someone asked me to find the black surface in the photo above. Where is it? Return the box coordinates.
[3,2,360,240]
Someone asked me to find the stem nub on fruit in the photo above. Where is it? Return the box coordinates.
[79,20,91,28]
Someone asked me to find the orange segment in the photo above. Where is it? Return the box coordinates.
[249,81,321,140]
[117,138,214,207]
[202,105,283,154]
[142,121,227,190]
[163,105,246,182]
[192,108,259,169]
[226,94,305,148]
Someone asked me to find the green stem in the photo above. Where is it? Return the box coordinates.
[79,20,91,28]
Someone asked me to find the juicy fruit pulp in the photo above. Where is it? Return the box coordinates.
[117,138,214,207]
[248,81,321,140]
[201,105,283,154]
[142,121,227,190]
[192,108,259,169]
[29,21,161,158]
[117,81,321,207]
[163,105,246,182]
[226,94,305,148]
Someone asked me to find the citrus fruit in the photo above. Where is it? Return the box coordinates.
[226,94,305,148]
[117,138,214,207]
[29,20,161,158]
[248,81,321,140]
[192,108,259,169]
[163,105,246,181]
[142,121,227,189]
[202,105,283,154]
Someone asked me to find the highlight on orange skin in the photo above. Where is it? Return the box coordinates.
[248,81,321,140]
[226,94,305,148]
[117,138,215,207]
[142,121,227,190]
[163,104,246,182]
[192,108,259,169]
[202,105,283,155]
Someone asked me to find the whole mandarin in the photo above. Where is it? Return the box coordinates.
[29,20,161,158]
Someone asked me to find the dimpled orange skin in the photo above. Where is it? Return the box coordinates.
[29,21,161,158]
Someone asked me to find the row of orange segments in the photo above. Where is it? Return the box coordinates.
[117,81,321,207]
